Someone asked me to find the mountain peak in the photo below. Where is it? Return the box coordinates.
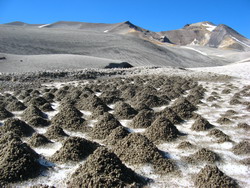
[183,21,216,29]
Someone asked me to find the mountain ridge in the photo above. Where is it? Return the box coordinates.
[4,20,249,51]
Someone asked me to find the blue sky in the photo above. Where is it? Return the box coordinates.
[1,0,250,38]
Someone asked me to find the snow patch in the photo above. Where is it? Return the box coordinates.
[181,46,208,56]
[38,24,51,28]
[34,142,62,157]
[231,35,250,48]
[190,38,199,45]
[104,30,109,33]
[190,61,250,81]
[202,23,216,32]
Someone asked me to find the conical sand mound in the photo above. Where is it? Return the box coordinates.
[105,126,130,146]
[29,133,52,147]
[76,94,110,112]
[171,97,197,119]
[91,113,122,139]
[0,133,42,186]
[183,148,220,164]
[113,133,177,174]
[156,107,183,124]
[133,93,169,108]
[194,165,238,188]
[51,104,89,132]
[113,101,138,119]
[208,129,231,143]
[1,118,35,137]
[67,147,148,187]
[6,100,26,111]
[191,116,213,131]
[0,106,13,120]
[130,109,154,128]
[232,141,250,155]
[51,137,99,163]
[28,116,50,127]
[145,116,180,143]
[45,125,68,141]
[21,105,46,121]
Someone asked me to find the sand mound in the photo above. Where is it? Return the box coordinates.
[0,106,13,120]
[114,101,138,119]
[216,117,233,125]
[189,85,205,97]
[229,97,242,105]
[22,105,46,121]
[237,122,250,130]
[186,94,202,105]
[177,141,195,149]
[17,90,30,100]
[6,100,26,111]
[54,88,69,101]
[51,104,88,132]
[51,137,99,163]
[232,141,250,155]
[29,133,52,147]
[221,89,231,94]
[0,133,42,186]
[145,116,180,143]
[206,96,217,102]
[191,116,213,131]
[156,107,183,124]
[68,147,147,188]
[1,118,35,137]
[185,85,205,105]
[113,133,176,174]
[42,92,55,102]
[89,105,108,119]
[130,109,154,128]
[120,85,138,100]
[133,93,168,108]
[194,165,238,188]
[45,125,68,141]
[100,90,122,104]
[208,129,231,143]
[105,126,130,146]
[40,103,54,112]
[240,158,250,166]
[30,90,41,96]
[91,113,122,139]
[134,103,152,111]
[183,148,220,164]
[28,117,50,127]
[28,97,49,107]
[172,97,197,119]
[225,110,238,116]
[76,94,110,112]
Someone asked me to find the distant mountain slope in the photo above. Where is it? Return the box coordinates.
[4,20,249,51]
[0,53,123,73]
[160,21,250,51]
[38,21,163,42]
[0,24,228,68]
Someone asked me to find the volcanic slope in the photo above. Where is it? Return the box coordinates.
[160,21,250,51]
[0,23,229,72]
